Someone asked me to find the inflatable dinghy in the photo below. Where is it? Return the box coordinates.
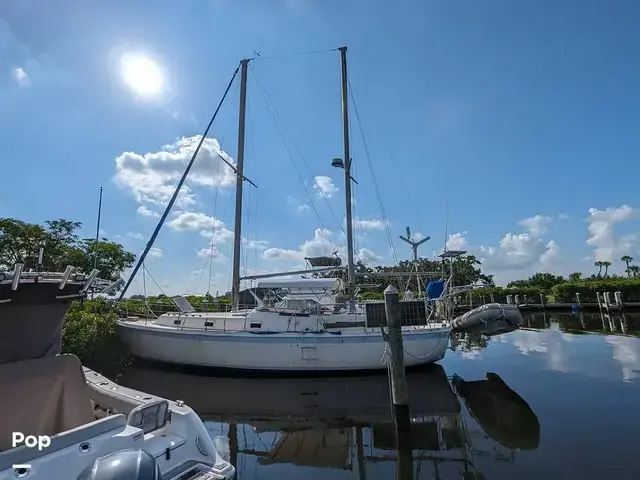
[451,303,523,336]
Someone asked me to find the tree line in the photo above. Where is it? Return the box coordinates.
[1,216,637,302]
[0,217,135,281]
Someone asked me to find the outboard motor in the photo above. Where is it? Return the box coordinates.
[77,449,161,480]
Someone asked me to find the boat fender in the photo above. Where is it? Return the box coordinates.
[76,449,162,480]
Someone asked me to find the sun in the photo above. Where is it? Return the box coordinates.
[120,53,163,97]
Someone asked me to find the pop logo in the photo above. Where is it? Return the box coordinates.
[12,432,51,451]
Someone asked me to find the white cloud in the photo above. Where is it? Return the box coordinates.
[606,336,640,383]
[356,247,383,263]
[127,232,144,240]
[412,232,428,241]
[242,238,269,250]
[114,135,236,208]
[353,218,388,230]
[137,205,160,217]
[558,213,570,220]
[479,214,558,272]
[263,228,383,265]
[197,245,227,262]
[518,215,552,237]
[539,240,560,268]
[298,204,311,212]
[446,232,468,251]
[13,67,29,86]
[148,247,163,258]
[168,211,234,244]
[168,211,223,230]
[313,176,338,199]
[586,205,636,262]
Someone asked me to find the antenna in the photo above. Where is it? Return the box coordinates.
[399,226,430,262]
[443,200,450,253]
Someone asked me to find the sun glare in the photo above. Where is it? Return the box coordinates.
[120,53,163,97]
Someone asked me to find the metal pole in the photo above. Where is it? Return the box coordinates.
[384,285,410,431]
[339,46,355,288]
[231,59,249,311]
[94,186,103,271]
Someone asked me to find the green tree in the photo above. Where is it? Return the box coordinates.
[0,217,135,280]
[507,273,565,290]
[621,255,633,278]
[568,272,582,282]
[594,261,603,277]
[602,261,612,277]
[629,265,640,278]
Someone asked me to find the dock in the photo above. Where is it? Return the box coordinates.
[451,290,640,314]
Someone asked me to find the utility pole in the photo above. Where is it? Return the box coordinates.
[94,186,103,271]
[339,46,355,288]
[231,59,249,311]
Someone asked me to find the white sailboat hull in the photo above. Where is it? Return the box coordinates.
[118,321,451,371]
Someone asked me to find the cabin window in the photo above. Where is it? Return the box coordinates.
[250,322,262,329]
[284,299,319,311]
[173,320,182,326]
[204,321,214,327]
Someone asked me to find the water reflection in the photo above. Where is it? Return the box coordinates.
[118,364,538,479]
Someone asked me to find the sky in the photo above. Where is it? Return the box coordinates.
[2,0,640,295]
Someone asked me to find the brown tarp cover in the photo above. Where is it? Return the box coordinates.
[0,303,69,365]
[0,354,95,451]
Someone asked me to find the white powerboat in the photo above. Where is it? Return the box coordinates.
[0,264,235,480]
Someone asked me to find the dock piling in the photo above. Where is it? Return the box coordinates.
[506,295,513,305]
[490,293,495,303]
[383,285,410,432]
[515,295,521,306]
[575,292,581,308]
[539,294,546,309]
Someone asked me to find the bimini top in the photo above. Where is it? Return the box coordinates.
[256,278,344,291]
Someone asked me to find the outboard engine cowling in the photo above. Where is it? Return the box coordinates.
[76,449,161,480]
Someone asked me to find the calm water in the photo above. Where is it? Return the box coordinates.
[116,312,640,479]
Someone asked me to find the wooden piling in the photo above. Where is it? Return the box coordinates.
[575,292,581,308]
[539,293,546,309]
[395,427,414,480]
[383,285,410,432]
[515,295,520,306]
[490,293,495,303]
[506,295,513,305]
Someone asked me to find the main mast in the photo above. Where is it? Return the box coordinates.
[231,59,250,311]
[339,46,356,289]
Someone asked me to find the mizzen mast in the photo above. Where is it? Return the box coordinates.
[231,58,250,311]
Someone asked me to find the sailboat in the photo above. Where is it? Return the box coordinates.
[117,47,452,372]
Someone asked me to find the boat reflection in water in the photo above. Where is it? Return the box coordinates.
[118,363,540,479]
